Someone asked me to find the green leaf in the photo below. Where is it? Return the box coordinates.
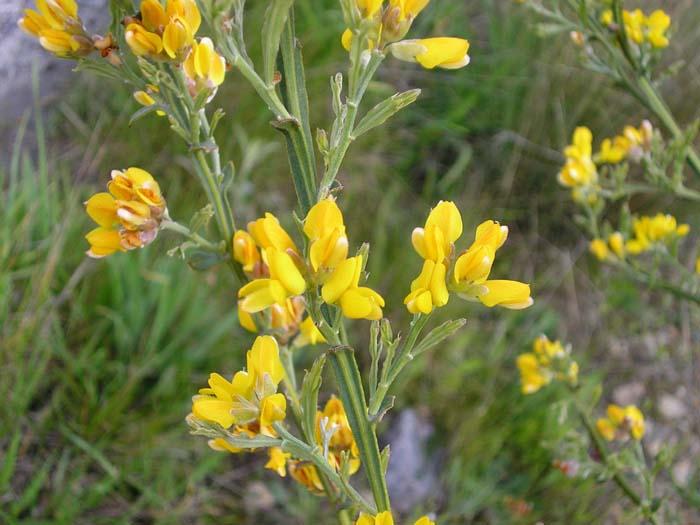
[262,0,294,86]
[221,161,236,191]
[183,246,225,271]
[353,89,421,139]
[128,104,168,126]
[412,318,466,357]
[300,355,326,444]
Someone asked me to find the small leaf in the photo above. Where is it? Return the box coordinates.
[412,318,466,357]
[221,161,236,191]
[300,355,326,444]
[353,89,421,138]
[183,246,225,271]
[369,395,394,424]
[261,0,294,85]
[129,104,168,126]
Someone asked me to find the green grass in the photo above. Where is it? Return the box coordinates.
[3,0,700,523]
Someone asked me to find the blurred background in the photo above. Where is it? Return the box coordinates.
[2,0,700,523]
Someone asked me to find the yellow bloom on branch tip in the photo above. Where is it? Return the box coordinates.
[414,518,435,525]
[248,212,299,254]
[125,23,163,56]
[140,0,168,32]
[304,198,349,274]
[404,259,449,314]
[646,10,670,48]
[412,200,463,262]
[183,37,226,91]
[559,126,597,189]
[390,37,471,69]
[191,336,286,438]
[85,227,123,258]
[517,336,577,394]
[322,256,384,320]
[596,404,645,441]
[162,16,193,59]
[166,0,201,35]
[295,317,326,346]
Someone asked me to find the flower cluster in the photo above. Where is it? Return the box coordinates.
[516,336,578,394]
[601,8,671,49]
[84,167,167,258]
[18,0,94,58]
[559,123,654,202]
[191,335,287,450]
[405,201,533,314]
[342,0,470,70]
[236,198,385,325]
[590,213,689,261]
[596,404,645,442]
[355,511,435,525]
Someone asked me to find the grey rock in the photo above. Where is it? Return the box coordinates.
[0,0,109,124]
[385,409,439,514]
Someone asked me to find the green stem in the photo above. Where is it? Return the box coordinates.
[160,219,220,251]
[573,398,659,524]
[368,314,430,416]
[274,423,377,514]
[611,260,700,305]
[328,346,391,512]
[318,51,385,198]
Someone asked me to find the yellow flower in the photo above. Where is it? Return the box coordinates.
[183,37,227,92]
[133,89,165,116]
[207,437,242,454]
[288,461,325,493]
[18,0,94,58]
[238,248,307,312]
[645,10,670,48]
[322,256,385,320]
[233,230,261,273]
[477,280,532,309]
[248,212,299,255]
[608,232,625,258]
[304,198,349,275]
[295,317,326,346]
[383,0,431,42]
[389,37,470,69]
[517,335,577,394]
[162,16,193,59]
[125,23,163,56]
[355,511,395,525]
[18,8,52,36]
[695,257,700,275]
[265,447,291,477]
[414,518,435,525]
[622,9,645,44]
[238,305,257,332]
[596,404,645,441]
[596,136,630,164]
[589,238,609,261]
[84,167,166,258]
[140,0,169,32]
[625,213,689,254]
[558,127,598,189]
[411,200,463,263]
[340,0,383,50]
[404,260,449,314]
[191,335,286,437]
[166,0,201,35]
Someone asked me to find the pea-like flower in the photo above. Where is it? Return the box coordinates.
[558,127,598,194]
[389,37,470,69]
[596,404,645,441]
[238,247,307,313]
[191,335,287,439]
[248,212,300,255]
[406,202,532,313]
[183,37,227,97]
[516,336,578,395]
[124,0,201,60]
[233,230,262,274]
[304,198,349,277]
[625,213,689,254]
[295,317,326,347]
[322,256,385,320]
[84,167,166,258]
[601,8,671,49]
[18,0,94,58]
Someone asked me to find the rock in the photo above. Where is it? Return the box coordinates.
[0,0,109,125]
[611,382,645,406]
[658,393,687,420]
[385,409,439,514]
